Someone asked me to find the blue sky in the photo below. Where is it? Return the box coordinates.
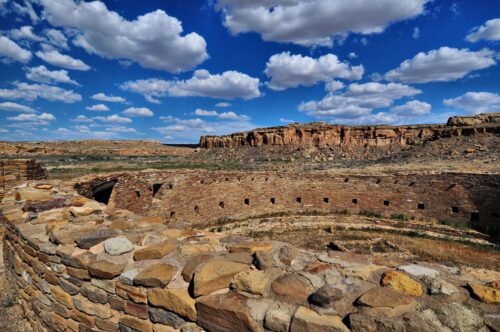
[0,0,499,143]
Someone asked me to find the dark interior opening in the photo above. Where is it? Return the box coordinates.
[352,198,358,204]
[270,197,276,204]
[418,203,425,210]
[296,197,302,203]
[323,197,329,203]
[409,181,415,186]
[344,178,349,183]
[92,180,117,204]
[451,206,459,213]
[492,212,499,218]
[194,206,200,214]
[383,200,389,206]
[152,183,162,197]
[376,179,381,184]
[168,183,173,189]
[244,198,250,205]
[219,201,224,209]
[170,211,176,218]
[135,190,141,198]
[470,211,479,222]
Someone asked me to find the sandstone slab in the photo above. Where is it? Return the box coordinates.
[271,273,313,303]
[148,287,196,321]
[357,287,412,308]
[134,263,177,287]
[103,237,134,256]
[88,260,124,279]
[381,271,424,296]
[469,283,500,304]
[134,241,177,261]
[193,259,250,297]
[290,306,349,332]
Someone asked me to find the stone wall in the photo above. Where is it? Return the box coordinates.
[76,170,500,235]
[1,179,499,332]
[0,159,46,201]
[199,113,500,148]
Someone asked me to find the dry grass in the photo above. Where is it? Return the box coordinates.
[0,273,31,332]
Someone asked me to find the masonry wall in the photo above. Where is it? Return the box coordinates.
[77,171,500,235]
[0,159,46,201]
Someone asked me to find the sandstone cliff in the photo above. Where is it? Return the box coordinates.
[200,113,500,148]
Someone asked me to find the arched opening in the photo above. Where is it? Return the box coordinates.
[92,180,117,204]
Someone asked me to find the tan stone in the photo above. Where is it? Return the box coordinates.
[381,271,424,296]
[116,282,148,304]
[88,260,124,279]
[231,270,272,296]
[73,294,113,319]
[193,259,250,297]
[51,285,74,309]
[34,184,53,190]
[134,263,177,287]
[148,287,197,321]
[120,315,153,332]
[134,242,177,261]
[153,324,178,332]
[271,273,313,302]
[290,306,349,332]
[46,220,68,234]
[469,283,500,304]
[357,287,412,308]
[228,241,274,253]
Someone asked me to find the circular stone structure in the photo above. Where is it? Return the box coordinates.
[1,170,499,332]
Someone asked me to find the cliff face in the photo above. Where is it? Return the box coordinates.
[200,113,500,149]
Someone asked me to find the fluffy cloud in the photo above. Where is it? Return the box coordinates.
[0,36,32,63]
[121,69,261,103]
[154,115,256,142]
[444,92,500,114]
[215,0,430,47]
[26,65,79,85]
[44,29,69,49]
[122,107,154,117]
[385,47,496,83]
[0,101,36,113]
[39,0,208,72]
[105,125,137,133]
[91,93,126,103]
[10,26,43,42]
[299,82,421,120]
[412,27,420,39]
[12,0,39,23]
[215,102,231,108]
[194,108,249,120]
[466,18,500,42]
[86,104,109,112]
[0,82,81,103]
[325,80,344,92]
[265,52,363,91]
[36,50,91,71]
[94,114,132,124]
[7,112,55,122]
[391,100,431,116]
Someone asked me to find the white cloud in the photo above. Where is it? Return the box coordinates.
[215,102,231,108]
[412,27,420,39]
[265,52,363,91]
[12,0,39,23]
[0,82,81,103]
[391,100,431,116]
[72,115,92,122]
[348,52,358,59]
[215,0,430,47]
[121,69,261,103]
[72,125,90,133]
[36,50,91,71]
[39,0,208,72]
[0,36,32,63]
[385,47,496,83]
[466,18,500,42]
[194,109,218,116]
[86,104,109,112]
[25,65,79,85]
[94,114,132,124]
[91,93,127,103]
[280,118,295,123]
[10,26,43,42]
[122,107,154,117]
[0,101,36,113]
[57,127,71,134]
[43,29,69,49]
[325,80,344,92]
[105,125,137,133]
[7,112,55,122]
[444,92,500,114]
[299,82,421,120]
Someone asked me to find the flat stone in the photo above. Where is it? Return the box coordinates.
[81,284,108,304]
[181,254,213,282]
[125,301,150,320]
[75,230,120,249]
[398,264,439,278]
[357,287,412,308]
[193,259,250,297]
[196,291,261,332]
[381,271,424,296]
[279,246,300,265]
[148,287,197,321]
[73,294,113,319]
[134,263,177,287]
[469,283,500,304]
[421,276,459,296]
[88,260,125,279]
[51,285,74,309]
[116,282,148,304]
[435,302,485,332]
[149,307,186,328]
[103,237,134,256]
[231,270,272,296]
[91,278,116,294]
[290,306,349,332]
[134,241,177,261]
[271,273,313,303]
[119,314,153,332]
[228,241,274,253]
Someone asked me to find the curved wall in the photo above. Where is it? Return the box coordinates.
[77,170,500,235]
